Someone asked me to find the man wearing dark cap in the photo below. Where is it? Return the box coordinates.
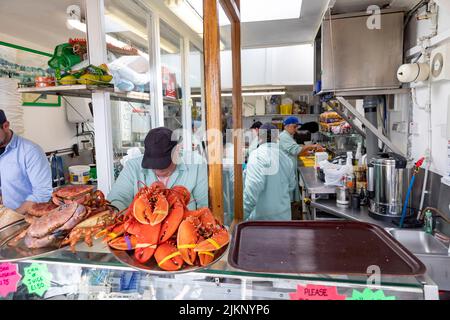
[280,116,324,202]
[247,121,263,159]
[0,109,52,213]
[244,123,296,220]
[107,127,208,211]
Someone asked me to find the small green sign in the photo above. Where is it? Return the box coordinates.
[22,263,52,297]
[347,288,396,300]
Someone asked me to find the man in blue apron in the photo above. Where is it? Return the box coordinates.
[0,109,52,214]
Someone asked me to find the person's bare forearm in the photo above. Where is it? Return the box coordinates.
[15,201,34,215]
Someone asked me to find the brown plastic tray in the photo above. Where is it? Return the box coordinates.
[228,221,426,276]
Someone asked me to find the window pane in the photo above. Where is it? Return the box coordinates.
[104,0,151,176]
[160,19,183,132]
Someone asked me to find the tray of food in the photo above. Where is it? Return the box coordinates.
[106,183,230,274]
[228,221,426,276]
[0,185,117,262]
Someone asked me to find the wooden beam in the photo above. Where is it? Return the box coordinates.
[231,7,243,223]
[203,0,224,223]
[219,0,240,23]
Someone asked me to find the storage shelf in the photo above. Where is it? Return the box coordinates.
[17,85,182,105]
[319,131,361,138]
[244,114,318,118]
[316,87,410,98]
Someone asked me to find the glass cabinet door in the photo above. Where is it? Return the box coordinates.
[103,0,152,171]
[160,20,183,132]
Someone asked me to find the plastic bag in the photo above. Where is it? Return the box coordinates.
[108,55,150,86]
[319,160,350,187]
[120,147,143,166]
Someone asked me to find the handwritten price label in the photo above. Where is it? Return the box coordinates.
[0,263,22,298]
[23,263,52,297]
[347,288,396,300]
[289,284,347,300]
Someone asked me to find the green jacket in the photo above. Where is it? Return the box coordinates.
[244,143,296,220]
[107,153,209,211]
[279,130,301,202]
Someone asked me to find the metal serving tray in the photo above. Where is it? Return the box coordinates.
[228,221,426,276]
[0,220,65,262]
[109,245,228,275]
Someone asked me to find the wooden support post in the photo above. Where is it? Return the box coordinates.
[203,0,224,222]
[231,5,243,223]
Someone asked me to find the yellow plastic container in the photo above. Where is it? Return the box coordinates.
[299,156,315,167]
[280,104,293,115]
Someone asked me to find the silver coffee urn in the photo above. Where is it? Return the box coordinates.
[367,153,410,220]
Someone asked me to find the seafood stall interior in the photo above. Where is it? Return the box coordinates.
[0,0,450,301]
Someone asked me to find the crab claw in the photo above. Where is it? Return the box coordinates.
[108,234,138,251]
[155,242,184,271]
[177,220,198,265]
[194,227,229,253]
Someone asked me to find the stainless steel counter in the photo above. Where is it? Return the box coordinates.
[310,199,398,229]
[298,167,336,195]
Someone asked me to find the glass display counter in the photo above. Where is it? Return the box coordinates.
[2,243,438,300]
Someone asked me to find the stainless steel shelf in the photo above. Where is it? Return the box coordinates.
[244,114,319,118]
[316,87,410,98]
[17,84,155,104]
[319,131,361,138]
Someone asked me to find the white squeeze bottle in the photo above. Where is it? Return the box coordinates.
[355,143,362,165]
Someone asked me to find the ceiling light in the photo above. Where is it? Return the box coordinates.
[185,0,229,26]
[241,0,303,23]
[105,11,179,54]
[165,0,226,49]
[66,9,178,55]
[67,18,86,32]
[165,0,203,34]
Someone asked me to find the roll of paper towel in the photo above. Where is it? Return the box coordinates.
[397,63,430,83]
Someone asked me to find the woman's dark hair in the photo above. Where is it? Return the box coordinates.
[250,121,263,130]
[299,122,319,134]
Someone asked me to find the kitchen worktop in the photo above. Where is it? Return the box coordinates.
[310,199,399,229]
[298,167,337,194]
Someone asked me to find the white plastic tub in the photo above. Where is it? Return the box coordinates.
[69,165,90,185]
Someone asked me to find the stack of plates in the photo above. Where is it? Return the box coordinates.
[0,78,24,134]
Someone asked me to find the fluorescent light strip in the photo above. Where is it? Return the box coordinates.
[165,0,225,50]
[68,17,177,55]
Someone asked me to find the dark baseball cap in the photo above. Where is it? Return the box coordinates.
[0,109,6,125]
[260,122,277,131]
[142,127,178,170]
[250,121,263,130]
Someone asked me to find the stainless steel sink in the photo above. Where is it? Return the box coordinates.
[386,228,450,291]
[386,229,448,255]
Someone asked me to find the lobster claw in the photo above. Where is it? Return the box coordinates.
[132,197,152,225]
[194,227,230,253]
[177,220,198,265]
[159,202,184,243]
[147,195,169,226]
[108,234,138,251]
[155,242,184,271]
[198,251,215,266]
